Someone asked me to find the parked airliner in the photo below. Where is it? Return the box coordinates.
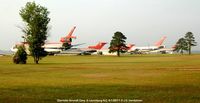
[11,26,77,54]
[59,42,107,55]
[95,44,135,55]
[129,36,167,53]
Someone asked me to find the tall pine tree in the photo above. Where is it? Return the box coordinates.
[184,32,197,55]
[109,32,127,57]
[174,38,188,54]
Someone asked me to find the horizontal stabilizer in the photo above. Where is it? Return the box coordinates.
[88,42,107,50]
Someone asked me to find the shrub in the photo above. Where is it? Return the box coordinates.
[13,46,27,64]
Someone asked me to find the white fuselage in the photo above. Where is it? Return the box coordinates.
[130,45,165,51]
[11,42,64,54]
[91,49,117,55]
[131,46,160,51]
[150,48,175,54]
[43,43,63,53]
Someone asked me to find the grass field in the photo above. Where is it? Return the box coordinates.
[0,54,200,103]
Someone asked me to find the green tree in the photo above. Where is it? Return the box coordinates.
[174,38,188,54]
[184,32,197,55]
[13,46,27,64]
[109,31,127,57]
[19,2,50,64]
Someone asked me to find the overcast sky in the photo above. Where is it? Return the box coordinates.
[0,0,199,50]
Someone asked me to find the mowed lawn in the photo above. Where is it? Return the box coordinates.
[0,54,200,103]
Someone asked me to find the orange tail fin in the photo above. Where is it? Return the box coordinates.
[60,26,76,43]
[66,26,76,39]
[126,44,135,50]
[154,36,167,46]
[88,42,107,50]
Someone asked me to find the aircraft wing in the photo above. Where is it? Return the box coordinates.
[71,43,86,47]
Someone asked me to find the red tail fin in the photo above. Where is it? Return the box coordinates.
[126,44,135,50]
[154,36,166,46]
[60,26,76,43]
[88,42,107,50]
[66,26,76,39]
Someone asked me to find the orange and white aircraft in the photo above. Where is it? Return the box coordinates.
[129,36,167,52]
[11,26,77,54]
[59,42,134,55]
[43,26,77,53]
[59,42,107,55]
[98,43,134,55]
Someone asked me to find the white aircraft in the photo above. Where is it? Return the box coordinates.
[11,26,77,54]
[129,36,167,53]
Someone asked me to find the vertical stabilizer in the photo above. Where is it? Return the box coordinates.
[127,44,135,50]
[154,36,167,46]
[66,26,76,39]
[60,26,77,43]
